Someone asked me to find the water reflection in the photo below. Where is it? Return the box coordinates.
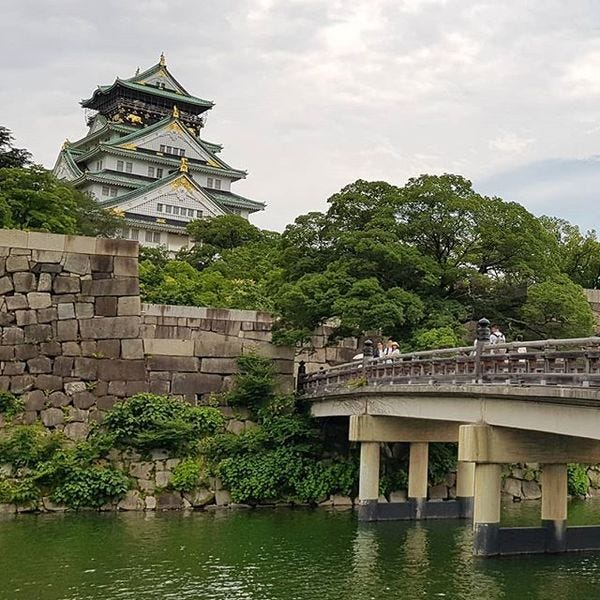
[2,505,600,599]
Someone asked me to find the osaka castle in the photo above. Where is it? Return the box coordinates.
[53,54,264,251]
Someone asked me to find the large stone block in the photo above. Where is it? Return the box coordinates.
[57,303,75,320]
[32,249,63,263]
[72,391,96,409]
[3,362,25,376]
[15,310,37,326]
[37,307,57,324]
[95,238,138,258]
[80,316,140,339]
[193,333,243,358]
[201,358,239,374]
[56,319,78,342]
[64,234,95,255]
[81,278,139,297]
[23,390,46,411]
[121,339,144,360]
[117,296,141,316]
[27,356,52,374]
[147,356,199,372]
[0,276,13,295]
[41,407,64,427]
[171,372,222,396]
[96,339,120,359]
[97,359,146,381]
[27,292,51,309]
[63,253,90,275]
[75,303,94,319]
[64,422,90,441]
[0,228,28,249]
[13,272,36,293]
[95,296,117,317]
[48,391,70,407]
[156,492,184,510]
[35,374,63,392]
[6,255,29,273]
[144,338,195,356]
[37,272,52,292]
[90,255,113,273]
[24,324,52,343]
[53,275,80,294]
[5,295,27,310]
[118,490,145,511]
[73,358,98,380]
[113,256,138,277]
[10,375,34,394]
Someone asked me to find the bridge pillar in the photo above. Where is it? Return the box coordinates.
[408,442,428,516]
[472,463,502,556]
[456,461,475,518]
[541,463,567,553]
[358,442,380,519]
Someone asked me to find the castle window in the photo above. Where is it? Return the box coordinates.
[101,185,109,196]
[129,229,139,241]
[116,160,124,172]
[96,160,103,171]
[173,206,180,216]
[214,179,221,190]
[125,162,133,173]
[156,168,163,178]
[207,177,213,188]
[187,208,194,217]
[110,188,117,197]
[148,166,155,177]
[166,146,172,154]
[157,203,163,213]
[145,231,161,243]
[165,205,172,214]
[196,210,203,218]
[159,145,165,153]
[179,148,185,156]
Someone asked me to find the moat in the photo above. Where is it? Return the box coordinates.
[2,501,600,600]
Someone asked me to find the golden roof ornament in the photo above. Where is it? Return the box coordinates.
[159,52,166,67]
[62,139,71,149]
[172,105,180,118]
[179,157,189,173]
[135,66,140,76]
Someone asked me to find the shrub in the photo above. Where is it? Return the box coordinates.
[102,394,225,453]
[568,463,589,497]
[0,391,23,418]
[170,458,206,492]
[51,466,129,509]
[0,425,64,468]
[227,353,276,415]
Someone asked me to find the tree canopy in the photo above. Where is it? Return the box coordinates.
[0,126,121,237]
[141,175,596,346]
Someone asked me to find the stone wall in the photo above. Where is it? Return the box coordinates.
[0,229,295,438]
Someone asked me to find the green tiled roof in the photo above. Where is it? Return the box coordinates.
[73,143,247,180]
[82,79,214,110]
[203,188,265,212]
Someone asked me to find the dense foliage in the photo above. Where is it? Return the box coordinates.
[138,175,595,346]
[101,393,225,454]
[0,126,121,237]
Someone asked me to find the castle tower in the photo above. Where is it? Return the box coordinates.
[53,54,264,251]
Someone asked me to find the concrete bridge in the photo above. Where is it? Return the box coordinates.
[298,320,600,557]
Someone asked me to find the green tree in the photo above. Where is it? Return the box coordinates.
[0,167,121,236]
[520,275,594,338]
[0,126,32,168]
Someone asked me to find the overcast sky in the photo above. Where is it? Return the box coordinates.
[3,0,600,232]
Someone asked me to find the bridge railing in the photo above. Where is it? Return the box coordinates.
[297,335,600,395]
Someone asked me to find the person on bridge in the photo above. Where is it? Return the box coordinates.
[490,324,506,345]
[374,341,385,358]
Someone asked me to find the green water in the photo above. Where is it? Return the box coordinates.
[2,501,600,600]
